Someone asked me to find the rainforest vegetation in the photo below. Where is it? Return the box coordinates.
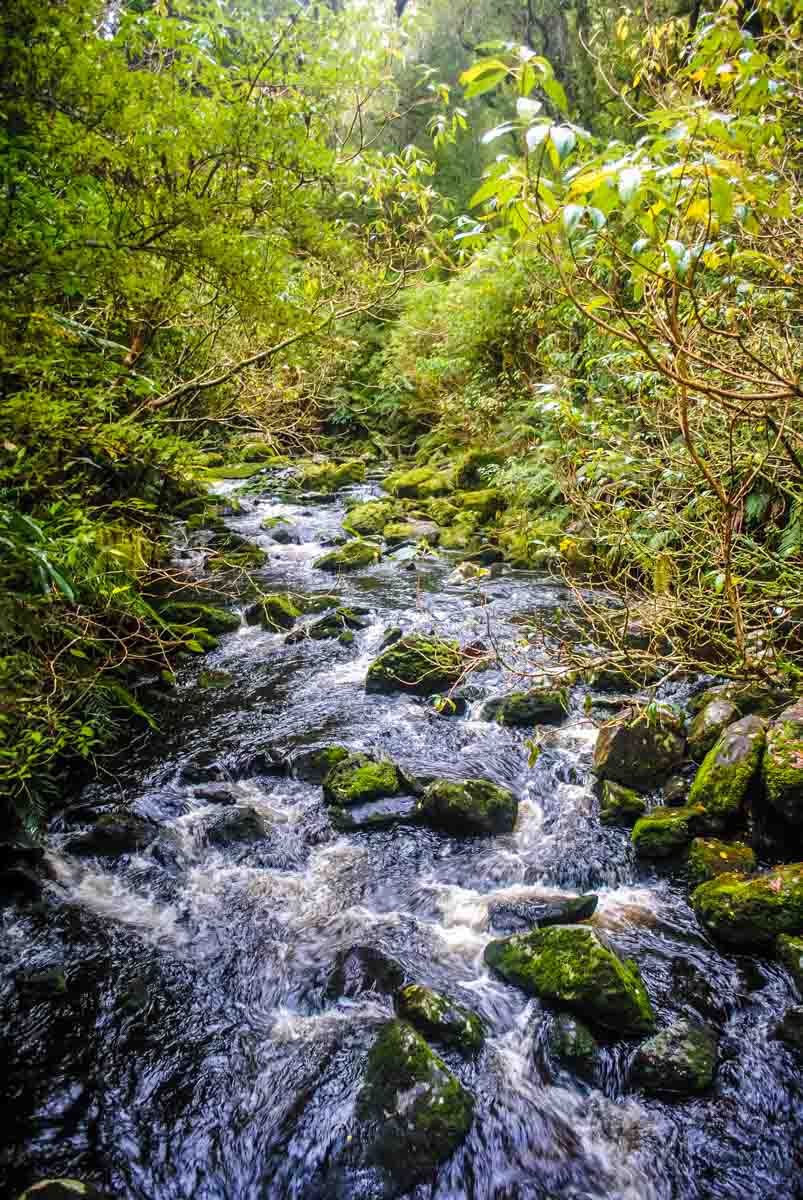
[1,0,801,831]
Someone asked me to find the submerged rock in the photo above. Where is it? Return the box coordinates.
[631,806,705,858]
[357,1019,474,1187]
[687,699,740,761]
[63,813,156,857]
[691,863,803,948]
[326,945,405,999]
[686,837,756,885]
[489,893,598,934]
[313,540,381,572]
[395,983,485,1054]
[599,780,646,827]
[205,806,266,846]
[365,634,463,696]
[322,752,405,807]
[775,1005,803,1052]
[670,957,727,1020]
[763,700,803,825]
[286,607,369,645]
[630,1020,718,1094]
[688,715,766,832]
[290,744,350,783]
[777,934,803,992]
[484,924,655,1036]
[330,794,421,831]
[418,778,518,835]
[593,705,685,790]
[546,1013,599,1081]
[481,688,567,727]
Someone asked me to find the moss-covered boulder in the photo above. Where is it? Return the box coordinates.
[630,1020,718,1094]
[160,601,241,635]
[313,539,381,572]
[484,925,655,1036]
[291,744,350,783]
[384,519,440,546]
[777,934,803,992]
[395,984,485,1055]
[438,524,477,552]
[687,699,741,761]
[481,688,567,727]
[384,465,455,499]
[453,488,504,521]
[599,780,646,827]
[686,837,756,885]
[357,1019,474,1186]
[775,1005,803,1052]
[245,593,302,630]
[688,714,766,832]
[763,701,803,825]
[344,499,396,536]
[241,441,277,462]
[593,705,685,790]
[16,1183,108,1200]
[322,752,405,807]
[546,1013,599,1081]
[691,863,803,948]
[488,894,597,934]
[286,608,369,645]
[418,778,518,835]
[426,497,460,526]
[293,459,366,491]
[631,806,705,858]
[365,634,462,696]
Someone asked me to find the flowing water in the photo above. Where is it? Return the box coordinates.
[2,473,802,1199]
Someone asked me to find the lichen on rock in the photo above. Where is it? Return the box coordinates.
[593,705,685,790]
[691,863,803,948]
[395,983,485,1054]
[763,700,803,825]
[630,1019,718,1094]
[418,777,518,834]
[688,714,766,832]
[365,634,463,696]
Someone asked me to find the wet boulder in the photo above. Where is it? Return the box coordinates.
[330,795,421,832]
[481,688,567,727]
[365,634,463,696]
[545,1013,599,1082]
[691,863,803,949]
[417,778,518,835]
[777,934,803,992]
[489,893,597,934]
[291,745,350,783]
[16,1183,108,1200]
[160,601,241,635]
[313,539,381,572]
[245,593,301,630]
[322,752,405,807]
[688,715,766,832]
[395,984,485,1055]
[384,465,455,499]
[326,945,405,999]
[286,608,369,645]
[357,1019,474,1187]
[484,925,655,1036]
[662,774,690,806]
[599,780,646,827]
[687,699,740,761]
[593,705,685,790]
[686,837,756,885]
[670,957,727,1021]
[63,813,156,857]
[344,499,396,536]
[205,805,266,846]
[630,1020,718,1094]
[293,460,366,491]
[631,806,705,858]
[425,497,460,526]
[763,700,803,824]
[775,1005,803,1052]
[453,488,504,521]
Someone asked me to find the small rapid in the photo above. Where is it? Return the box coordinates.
[2,473,802,1200]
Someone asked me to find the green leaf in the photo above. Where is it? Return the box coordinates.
[617,166,642,203]
[464,69,509,98]
[562,204,584,235]
[516,97,542,120]
[481,122,516,144]
[550,125,576,161]
[543,77,568,113]
[469,175,505,207]
[525,122,550,151]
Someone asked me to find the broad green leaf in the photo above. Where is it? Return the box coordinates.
[617,166,642,203]
[550,125,576,161]
[562,204,584,235]
[481,122,516,144]
[525,122,551,151]
[464,69,508,98]
[516,97,542,120]
[543,77,568,114]
[460,58,510,85]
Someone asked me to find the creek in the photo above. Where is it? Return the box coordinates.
[2,471,802,1200]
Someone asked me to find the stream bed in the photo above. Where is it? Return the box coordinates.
[2,472,802,1200]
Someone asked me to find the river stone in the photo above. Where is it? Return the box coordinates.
[686,837,756,885]
[631,806,705,858]
[687,699,740,761]
[383,519,440,546]
[384,465,455,499]
[290,745,350,783]
[313,539,381,572]
[330,795,421,831]
[322,752,404,807]
[484,925,655,1036]
[63,813,156,857]
[205,806,266,845]
[688,715,766,832]
[357,1019,474,1187]
[344,499,396,535]
[16,1184,108,1200]
[670,957,727,1021]
[292,460,365,491]
[630,1020,718,1094]
[365,634,463,696]
[777,934,803,992]
[454,488,504,521]
[286,607,369,645]
[599,780,646,826]
[395,983,485,1054]
[691,863,803,949]
[326,945,405,999]
[662,774,690,806]
[775,1005,803,1052]
[0,865,44,904]
[593,705,685,790]
[546,1013,599,1081]
[489,894,597,934]
[245,593,301,630]
[481,688,567,727]
[417,778,518,835]
[763,701,803,824]
[160,601,241,635]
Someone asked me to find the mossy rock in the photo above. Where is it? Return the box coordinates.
[426,497,460,526]
[599,780,646,827]
[186,509,227,533]
[691,863,803,948]
[593,705,685,790]
[366,634,462,696]
[63,813,156,857]
[344,499,396,536]
[16,1183,108,1200]
[196,451,225,468]
[384,519,439,546]
[160,602,241,635]
[292,459,366,491]
[384,465,455,499]
[481,688,567,727]
[286,607,369,644]
[688,714,766,832]
[418,777,518,835]
[631,806,705,859]
[485,925,654,1036]
[357,1019,474,1187]
[200,462,267,480]
[686,837,756,885]
[777,933,803,992]
[763,700,803,825]
[546,1013,599,1081]
[291,744,350,783]
[438,525,476,552]
[453,448,505,488]
[452,488,504,521]
[630,1020,718,1094]
[322,752,404,807]
[245,593,302,630]
[395,983,485,1055]
[687,699,741,761]
[775,1005,803,1052]
[689,682,793,719]
[313,539,381,572]
[240,441,279,462]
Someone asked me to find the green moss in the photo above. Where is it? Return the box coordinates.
[418,777,518,834]
[691,863,803,948]
[599,780,646,827]
[199,462,266,480]
[438,524,476,551]
[312,539,381,572]
[593,704,685,789]
[426,497,460,525]
[343,499,396,535]
[248,593,301,630]
[686,837,756,885]
[186,510,226,532]
[452,488,504,521]
[322,752,402,807]
[547,1013,599,1080]
[481,688,567,727]
[382,521,417,544]
[160,601,241,635]
[484,924,655,1036]
[291,459,366,491]
[630,1020,717,1094]
[688,714,766,831]
[687,699,740,761]
[631,806,705,858]
[240,441,277,461]
[384,465,455,499]
[366,634,463,696]
[777,934,803,992]
[285,607,368,643]
[395,983,485,1054]
[763,701,803,824]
